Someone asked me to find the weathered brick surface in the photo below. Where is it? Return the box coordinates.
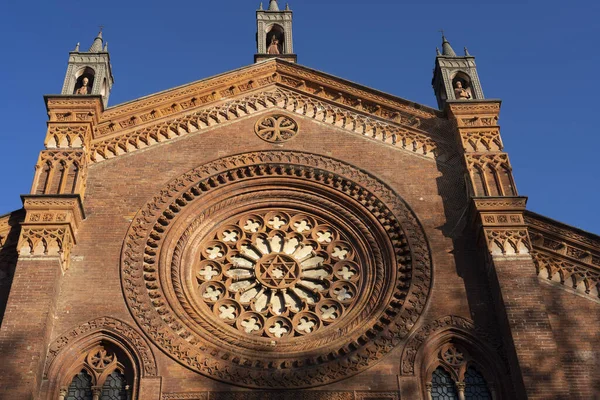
[487,256,570,399]
[541,282,600,399]
[0,258,62,399]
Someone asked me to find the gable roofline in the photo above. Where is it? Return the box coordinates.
[525,210,600,247]
[102,59,442,120]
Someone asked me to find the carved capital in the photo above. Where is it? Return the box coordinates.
[18,195,85,272]
[484,228,531,257]
[45,95,104,125]
[472,196,527,212]
[458,128,503,153]
[447,100,501,122]
[45,124,91,150]
[22,195,85,233]
[17,226,73,271]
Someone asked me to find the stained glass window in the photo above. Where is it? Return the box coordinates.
[66,370,93,400]
[431,367,458,400]
[464,366,492,400]
[100,371,128,400]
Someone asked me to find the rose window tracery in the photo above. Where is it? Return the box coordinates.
[194,211,360,338]
[121,151,433,388]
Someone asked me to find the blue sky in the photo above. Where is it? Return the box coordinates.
[0,0,598,233]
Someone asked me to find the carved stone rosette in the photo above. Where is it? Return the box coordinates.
[121,151,432,388]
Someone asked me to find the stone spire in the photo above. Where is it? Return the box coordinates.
[441,34,456,57]
[88,30,103,52]
[268,0,279,11]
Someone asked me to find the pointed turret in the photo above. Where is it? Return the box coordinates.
[61,29,114,107]
[441,35,456,56]
[432,34,485,109]
[88,30,103,52]
[268,0,279,11]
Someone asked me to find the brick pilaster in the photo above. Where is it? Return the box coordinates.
[448,100,570,398]
[0,97,97,399]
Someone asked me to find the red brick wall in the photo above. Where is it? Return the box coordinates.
[541,282,600,399]
[0,258,62,400]
[487,256,570,399]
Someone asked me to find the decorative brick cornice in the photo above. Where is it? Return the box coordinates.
[525,212,600,301]
[99,60,441,131]
[45,96,104,126]
[21,195,85,232]
[18,195,85,272]
[90,88,458,164]
[525,211,600,250]
[532,250,600,301]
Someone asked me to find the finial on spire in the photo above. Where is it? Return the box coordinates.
[89,29,104,52]
[268,0,280,11]
[464,47,471,56]
[74,42,80,52]
[285,3,290,10]
[259,2,263,10]
[439,30,457,57]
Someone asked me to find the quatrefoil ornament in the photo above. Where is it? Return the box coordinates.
[254,114,299,143]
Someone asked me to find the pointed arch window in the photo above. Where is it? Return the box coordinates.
[60,345,132,400]
[430,367,459,400]
[425,343,496,400]
[100,371,129,400]
[464,366,492,400]
[65,370,93,400]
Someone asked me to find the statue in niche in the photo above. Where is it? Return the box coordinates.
[74,77,93,95]
[267,35,281,55]
[454,80,472,100]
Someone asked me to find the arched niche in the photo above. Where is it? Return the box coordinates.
[44,317,157,400]
[451,71,474,100]
[73,67,95,95]
[266,24,285,54]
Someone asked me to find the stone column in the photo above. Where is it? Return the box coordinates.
[447,100,570,399]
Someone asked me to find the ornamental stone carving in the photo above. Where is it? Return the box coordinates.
[254,114,299,143]
[121,151,432,388]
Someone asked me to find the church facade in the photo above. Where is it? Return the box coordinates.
[1,2,599,399]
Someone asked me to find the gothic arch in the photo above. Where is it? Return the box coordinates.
[44,317,157,399]
[400,316,509,399]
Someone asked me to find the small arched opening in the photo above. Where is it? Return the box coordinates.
[451,71,474,100]
[73,67,95,95]
[266,24,285,55]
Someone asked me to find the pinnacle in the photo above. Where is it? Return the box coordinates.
[268,0,279,11]
[88,30,104,52]
[441,34,456,57]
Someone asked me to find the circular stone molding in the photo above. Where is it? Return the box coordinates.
[121,151,432,388]
[254,114,299,143]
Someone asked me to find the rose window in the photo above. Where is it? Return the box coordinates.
[193,210,360,338]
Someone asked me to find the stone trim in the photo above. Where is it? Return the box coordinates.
[91,88,457,164]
